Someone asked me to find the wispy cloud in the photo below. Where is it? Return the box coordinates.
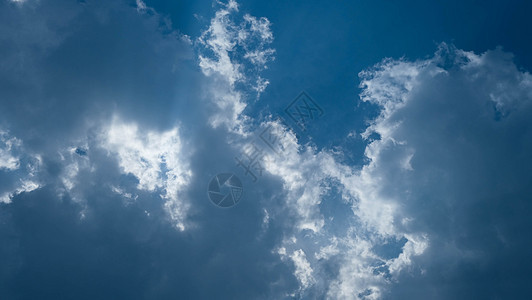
[197,0,275,132]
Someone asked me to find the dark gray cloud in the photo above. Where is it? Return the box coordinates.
[0,0,201,148]
[0,1,297,299]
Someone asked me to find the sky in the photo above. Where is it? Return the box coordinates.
[1,0,532,299]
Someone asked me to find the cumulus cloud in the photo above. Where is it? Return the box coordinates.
[357,43,532,299]
[245,43,532,299]
[0,1,295,299]
[244,115,426,299]
[1,0,531,298]
[0,0,202,229]
[191,3,429,296]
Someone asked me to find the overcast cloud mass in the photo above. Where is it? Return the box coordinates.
[1,0,532,299]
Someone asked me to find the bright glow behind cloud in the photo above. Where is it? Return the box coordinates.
[102,117,191,230]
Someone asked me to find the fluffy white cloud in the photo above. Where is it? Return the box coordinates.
[249,43,532,299]
[354,43,532,298]
[2,0,531,297]
[251,118,425,299]
[259,113,428,293]
[193,3,427,296]
[101,117,192,230]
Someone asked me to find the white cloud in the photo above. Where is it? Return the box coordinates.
[0,179,40,204]
[278,247,316,293]
[349,43,532,297]
[101,117,192,230]
[248,46,532,299]
[326,236,385,300]
[0,130,20,171]
[387,234,428,275]
[197,5,405,294]
[242,14,273,42]
[252,116,427,298]
[136,0,147,12]
[198,2,243,86]
[0,130,42,204]
[290,249,315,290]
[197,1,275,132]
[2,0,528,297]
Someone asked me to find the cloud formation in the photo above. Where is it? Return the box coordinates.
[1,0,532,299]
[197,0,275,132]
[251,43,532,299]
[0,1,293,299]
[357,43,532,299]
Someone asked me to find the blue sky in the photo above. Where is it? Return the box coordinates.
[1,0,532,299]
